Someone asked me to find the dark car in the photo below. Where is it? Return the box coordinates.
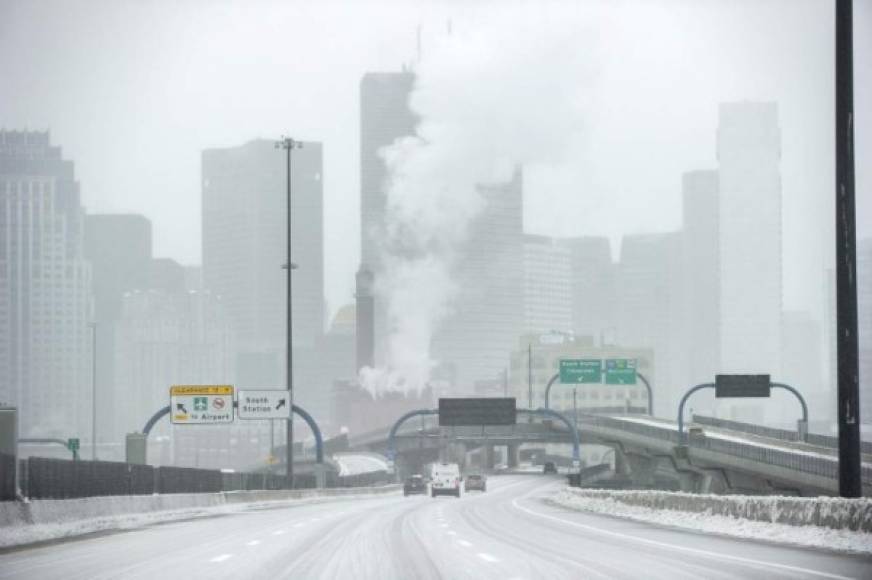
[543,461,558,474]
[464,474,487,492]
[403,475,427,496]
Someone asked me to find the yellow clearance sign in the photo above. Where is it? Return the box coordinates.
[170,385,234,396]
[170,385,234,425]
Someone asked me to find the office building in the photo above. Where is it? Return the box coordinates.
[717,103,783,387]
[616,232,686,415]
[84,214,152,443]
[858,238,872,428]
[202,139,325,394]
[560,236,615,344]
[523,234,572,335]
[681,170,720,384]
[359,71,417,365]
[432,169,524,389]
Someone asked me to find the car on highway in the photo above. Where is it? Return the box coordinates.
[543,461,558,474]
[403,474,427,496]
[464,473,487,492]
[430,462,462,498]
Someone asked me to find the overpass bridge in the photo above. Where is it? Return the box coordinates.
[347,411,872,496]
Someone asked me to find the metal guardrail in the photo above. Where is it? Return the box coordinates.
[574,413,872,487]
[692,414,872,455]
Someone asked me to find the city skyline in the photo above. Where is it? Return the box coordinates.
[3,1,869,325]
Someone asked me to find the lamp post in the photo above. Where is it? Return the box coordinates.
[88,322,96,460]
[276,136,302,489]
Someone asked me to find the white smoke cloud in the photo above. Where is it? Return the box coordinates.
[360,10,593,396]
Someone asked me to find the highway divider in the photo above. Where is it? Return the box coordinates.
[0,485,401,536]
[555,488,872,532]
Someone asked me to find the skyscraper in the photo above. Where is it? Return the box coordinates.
[202,139,325,390]
[717,102,782,422]
[523,234,572,335]
[561,236,615,343]
[0,130,92,438]
[432,168,524,389]
[359,71,417,273]
[681,170,720,384]
[84,214,152,442]
[359,71,417,365]
[858,238,872,428]
[616,232,686,414]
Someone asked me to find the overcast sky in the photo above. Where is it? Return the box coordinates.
[1,0,869,323]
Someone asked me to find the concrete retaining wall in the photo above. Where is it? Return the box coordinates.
[0,485,400,529]
[562,488,872,532]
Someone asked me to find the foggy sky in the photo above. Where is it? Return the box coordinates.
[1,0,870,325]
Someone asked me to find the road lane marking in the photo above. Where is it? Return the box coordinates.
[457,540,472,548]
[510,497,854,580]
[273,530,287,536]
[478,553,500,563]
[210,554,233,563]
[246,540,261,546]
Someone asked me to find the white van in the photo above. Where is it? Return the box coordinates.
[430,462,462,498]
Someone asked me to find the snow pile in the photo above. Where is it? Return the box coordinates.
[0,486,400,548]
[333,453,389,476]
[551,488,872,554]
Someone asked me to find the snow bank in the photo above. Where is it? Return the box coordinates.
[551,488,872,554]
[0,486,400,548]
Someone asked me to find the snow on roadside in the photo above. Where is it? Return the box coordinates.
[0,492,397,549]
[549,489,872,555]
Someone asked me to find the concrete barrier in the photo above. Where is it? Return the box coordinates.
[560,488,872,532]
[0,485,401,530]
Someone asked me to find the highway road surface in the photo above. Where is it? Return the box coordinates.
[1,475,870,579]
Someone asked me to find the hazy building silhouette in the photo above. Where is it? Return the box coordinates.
[681,170,720,385]
[432,168,524,389]
[202,139,325,396]
[355,268,375,373]
[523,234,572,335]
[717,103,783,411]
[780,310,824,429]
[114,288,233,442]
[616,232,686,415]
[858,238,872,429]
[359,71,417,365]
[149,257,186,294]
[561,236,615,345]
[84,213,152,443]
[0,130,92,438]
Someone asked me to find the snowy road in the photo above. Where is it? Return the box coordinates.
[1,475,870,579]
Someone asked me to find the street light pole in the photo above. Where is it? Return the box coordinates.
[835,0,861,498]
[276,136,302,489]
[88,322,96,460]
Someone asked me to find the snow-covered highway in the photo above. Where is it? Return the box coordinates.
[1,475,870,579]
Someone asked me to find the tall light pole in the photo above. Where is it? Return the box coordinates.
[835,0,860,498]
[88,322,97,460]
[276,136,302,489]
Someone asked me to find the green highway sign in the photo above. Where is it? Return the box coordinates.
[559,359,602,384]
[66,438,80,451]
[605,359,637,385]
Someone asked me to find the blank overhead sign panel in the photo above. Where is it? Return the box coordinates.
[438,398,516,426]
[715,374,771,398]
